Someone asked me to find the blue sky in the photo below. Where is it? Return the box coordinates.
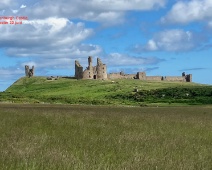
[0,0,212,91]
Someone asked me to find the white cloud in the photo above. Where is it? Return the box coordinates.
[13,0,166,25]
[11,9,18,14]
[22,59,71,69]
[162,0,212,24]
[5,44,102,59]
[154,30,195,51]
[23,17,68,34]
[208,21,212,28]
[0,0,17,10]
[0,17,94,57]
[0,67,23,91]
[86,0,166,11]
[0,16,103,71]
[0,0,11,7]
[1,10,5,14]
[20,4,27,9]
[147,40,158,51]
[132,29,200,52]
[0,0,167,26]
[82,11,125,26]
[0,67,23,79]
[106,53,163,66]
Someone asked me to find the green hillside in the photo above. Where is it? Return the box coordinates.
[1,76,212,106]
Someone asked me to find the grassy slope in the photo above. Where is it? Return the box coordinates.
[1,76,211,105]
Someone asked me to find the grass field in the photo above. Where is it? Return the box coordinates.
[0,104,211,169]
[1,76,212,106]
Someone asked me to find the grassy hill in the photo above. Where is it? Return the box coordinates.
[1,76,212,106]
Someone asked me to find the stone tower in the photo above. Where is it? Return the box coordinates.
[88,56,92,70]
[136,72,146,80]
[75,60,83,79]
[25,65,29,76]
[186,74,192,82]
[25,65,34,77]
[82,56,94,79]
[74,56,107,80]
[182,72,186,77]
[97,58,107,80]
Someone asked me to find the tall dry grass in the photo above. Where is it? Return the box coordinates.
[0,104,211,169]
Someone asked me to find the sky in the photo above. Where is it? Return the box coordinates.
[0,0,212,91]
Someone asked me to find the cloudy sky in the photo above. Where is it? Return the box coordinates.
[0,0,212,91]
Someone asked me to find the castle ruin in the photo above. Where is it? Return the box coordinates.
[75,56,192,82]
[25,65,34,77]
[75,56,107,80]
[108,71,192,82]
[22,57,192,82]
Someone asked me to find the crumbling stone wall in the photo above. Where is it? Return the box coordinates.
[164,76,185,82]
[108,71,192,82]
[25,65,34,77]
[108,72,135,79]
[108,73,123,79]
[146,76,163,81]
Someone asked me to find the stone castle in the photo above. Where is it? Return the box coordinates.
[75,56,107,80]
[75,56,192,82]
[24,56,192,82]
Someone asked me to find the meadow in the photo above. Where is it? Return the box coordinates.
[0,104,211,169]
[1,77,212,106]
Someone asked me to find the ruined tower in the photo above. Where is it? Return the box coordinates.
[185,74,192,82]
[75,60,83,79]
[25,65,34,77]
[182,72,186,77]
[88,56,92,70]
[97,58,107,80]
[25,65,29,76]
[82,56,94,79]
[182,72,192,82]
[136,72,146,80]
[74,56,107,80]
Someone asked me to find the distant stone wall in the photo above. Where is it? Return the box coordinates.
[108,73,122,79]
[146,76,162,81]
[107,71,192,82]
[108,72,135,79]
[124,74,136,79]
[164,76,185,82]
